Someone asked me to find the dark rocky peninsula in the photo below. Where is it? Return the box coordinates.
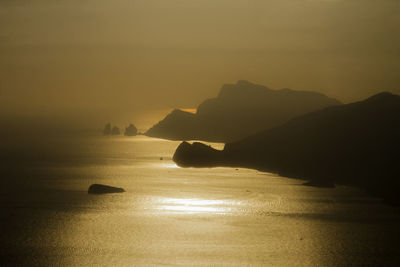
[173,92,400,204]
[173,142,224,167]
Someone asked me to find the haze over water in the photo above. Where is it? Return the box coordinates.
[2,135,400,266]
[2,0,400,265]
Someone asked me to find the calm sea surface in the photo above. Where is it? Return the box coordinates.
[1,135,400,266]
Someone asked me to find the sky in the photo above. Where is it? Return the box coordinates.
[1,0,399,127]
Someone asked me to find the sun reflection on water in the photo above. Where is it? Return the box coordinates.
[163,163,179,169]
[155,197,238,214]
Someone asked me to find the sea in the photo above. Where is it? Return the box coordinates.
[1,134,400,266]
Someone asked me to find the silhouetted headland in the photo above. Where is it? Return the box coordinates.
[173,92,400,204]
[124,124,138,136]
[88,184,125,194]
[173,142,224,167]
[146,80,340,142]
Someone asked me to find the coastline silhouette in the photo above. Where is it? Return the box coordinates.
[146,80,340,142]
[173,92,400,204]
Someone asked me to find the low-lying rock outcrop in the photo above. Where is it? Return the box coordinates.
[88,184,125,194]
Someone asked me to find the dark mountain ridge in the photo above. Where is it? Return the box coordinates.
[173,92,400,204]
[146,80,341,142]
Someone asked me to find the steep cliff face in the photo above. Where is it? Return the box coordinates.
[146,80,341,142]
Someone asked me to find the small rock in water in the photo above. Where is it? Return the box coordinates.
[88,184,125,194]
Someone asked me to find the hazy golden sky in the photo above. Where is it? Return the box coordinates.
[1,0,399,121]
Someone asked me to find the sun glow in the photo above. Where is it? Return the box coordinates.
[163,163,179,169]
[179,108,197,114]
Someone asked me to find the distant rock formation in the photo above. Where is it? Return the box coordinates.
[103,123,112,135]
[124,124,138,136]
[103,123,121,135]
[88,184,125,194]
[111,126,120,135]
[146,80,341,142]
[173,92,400,204]
[104,123,136,136]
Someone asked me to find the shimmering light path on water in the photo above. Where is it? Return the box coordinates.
[1,136,400,266]
[155,197,237,214]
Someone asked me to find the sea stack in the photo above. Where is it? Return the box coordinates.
[111,126,121,135]
[103,123,112,135]
[124,124,138,136]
